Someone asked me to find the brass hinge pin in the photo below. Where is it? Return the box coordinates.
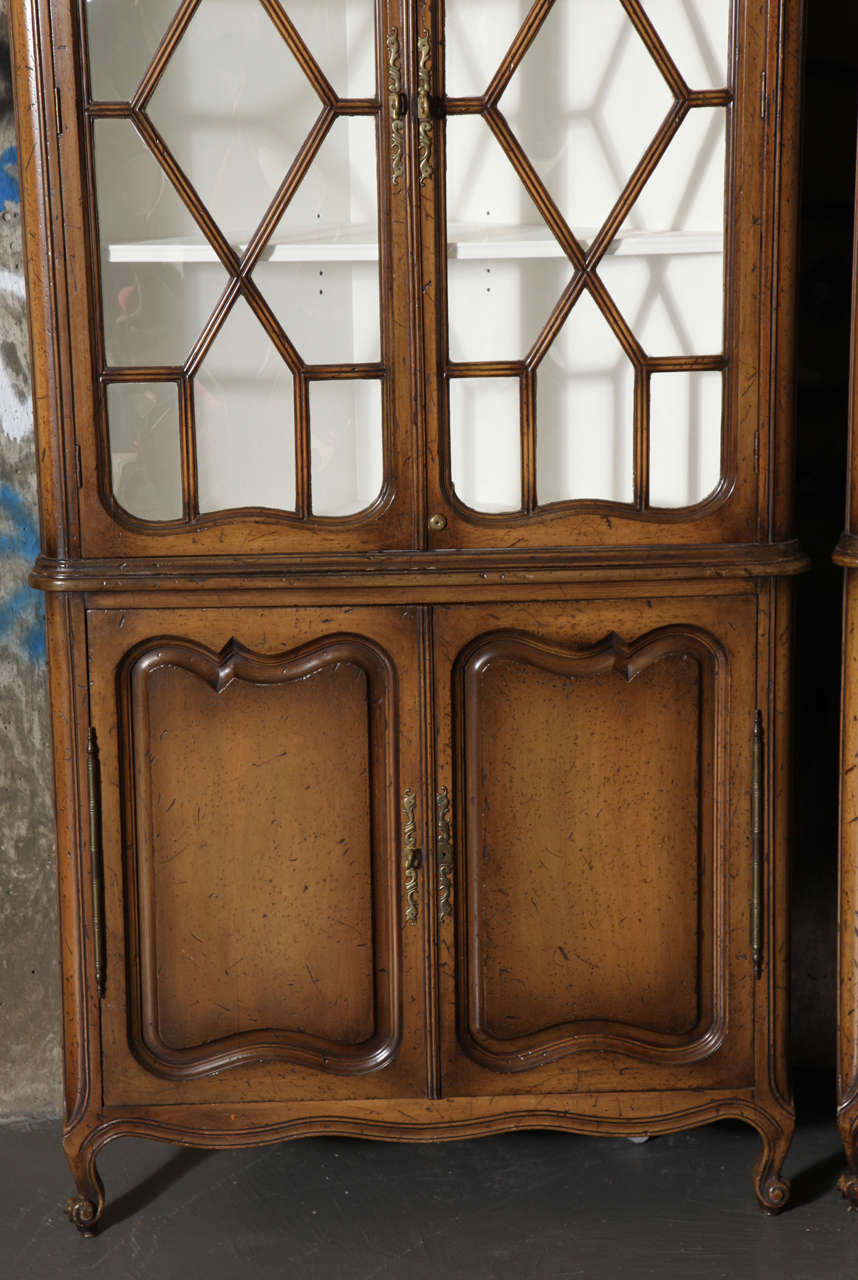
[751,710,764,979]
[87,728,106,998]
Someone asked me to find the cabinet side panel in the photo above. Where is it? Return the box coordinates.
[765,0,805,541]
[10,0,67,557]
[839,570,858,1151]
[44,593,99,1129]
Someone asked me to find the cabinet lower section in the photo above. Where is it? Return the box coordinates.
[45,577,794,1233]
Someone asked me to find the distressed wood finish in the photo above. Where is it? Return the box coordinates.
[86,604,427,1108]
[448,619,728,1077]
[835,126,858,1209]
[120,636,402,1079]
[433,598,757,1099]
[11,0,803,1235]
[838,567,858,1206]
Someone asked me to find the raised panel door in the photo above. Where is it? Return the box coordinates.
[87,604,429,1104]
[433,595,758,1096]
[419,0,786,548]
[65,0,417,556]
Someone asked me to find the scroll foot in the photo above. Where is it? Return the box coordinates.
[65,1194,99,1238]
[751,1118,792,1214]
[758,1171,790,1215]
[839,1170,858,1209]
[64,1130,106,1237]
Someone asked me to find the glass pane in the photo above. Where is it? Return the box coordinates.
[649,371,722,507]
[286,0,377,97]
[638,0,731,90]
[599,251,723,357]
[310,380,383,517]
[536,291,635,505]
[446,116,571,361]
[94,120,228,367]
[444,0,531,97]
[108,382,182,520]
[499,0,674,243]
[628,107,727,234]
[86,0,179,102]
[195,299,296,512]
[450,378,521,513]
[254,117,380,364]
[597,109,727,356]
[147,0,322,245]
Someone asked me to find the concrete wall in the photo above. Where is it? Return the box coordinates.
[0,0,61,1119]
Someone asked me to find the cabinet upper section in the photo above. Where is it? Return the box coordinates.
[12,0,804,562]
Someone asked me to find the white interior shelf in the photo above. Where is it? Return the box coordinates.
[107,224,723,264]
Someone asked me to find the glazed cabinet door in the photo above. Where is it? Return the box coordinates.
[419,0,790,549]
[60,0,416,556]
[87,604,429,1105]
[433,593,758,1096]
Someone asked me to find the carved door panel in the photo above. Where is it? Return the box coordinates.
[87,604,428,1105]
[433,594,758,1096]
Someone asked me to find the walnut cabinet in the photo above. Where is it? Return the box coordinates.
[11,0,805,1232]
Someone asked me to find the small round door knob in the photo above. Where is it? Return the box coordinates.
[428,513,447,531]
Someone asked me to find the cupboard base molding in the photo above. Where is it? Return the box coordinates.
[62,1091,794,1234]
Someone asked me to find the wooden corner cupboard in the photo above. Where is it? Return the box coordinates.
[11,0,806,1233]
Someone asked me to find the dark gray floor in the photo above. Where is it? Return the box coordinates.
[1,1115,855,1279]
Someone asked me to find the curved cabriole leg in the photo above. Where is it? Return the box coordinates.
[839,1118,858,1208]
[750,1114,792,1214]
[64,1133,106,1238]
[839,1171,858,1208]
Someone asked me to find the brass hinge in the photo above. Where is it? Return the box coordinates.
[387,28,405,187]
[436,786,453,920]
[417,29,433,185]
[402,788,422,924]
[86,728,106,998]
[751,711,764,979]
[760,71,767,120]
